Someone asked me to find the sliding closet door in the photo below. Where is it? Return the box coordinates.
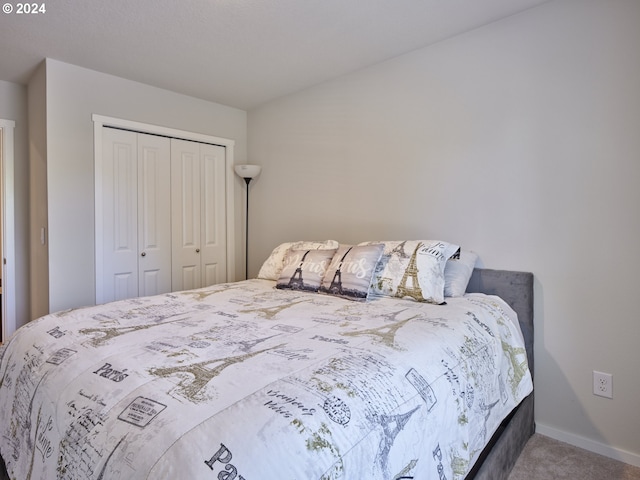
[171,139,227,291]
[101,128,171,302]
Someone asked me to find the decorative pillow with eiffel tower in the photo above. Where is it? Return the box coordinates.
[275,248,337,292]
[319,244,384,301]
[258,240,340,280]
[359,240,460,304]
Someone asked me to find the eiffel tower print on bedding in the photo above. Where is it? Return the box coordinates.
[0,277,532,480]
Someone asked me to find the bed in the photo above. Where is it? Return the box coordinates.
[0,241,534,480]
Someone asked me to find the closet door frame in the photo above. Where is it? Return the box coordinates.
[93,114,236,304]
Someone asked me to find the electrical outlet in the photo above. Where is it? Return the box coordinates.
[593,371,613,399]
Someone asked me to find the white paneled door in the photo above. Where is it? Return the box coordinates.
[138,134,172,295]
[101,128,172,302]
[171,139,227,291]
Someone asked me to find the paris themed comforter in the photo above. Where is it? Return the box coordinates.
[0,279,533,480]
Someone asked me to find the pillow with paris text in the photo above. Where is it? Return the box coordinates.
[359,240,460,304]
[257,240,339,280]
[275,248,337,292]
[444,250,479,297]
[319,244,384,302]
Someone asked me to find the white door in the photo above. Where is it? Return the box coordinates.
[101,128,171,302]
[199,143,228,286]
[102,128,138,301]
[137,134,172,296]
[171,139,227,291]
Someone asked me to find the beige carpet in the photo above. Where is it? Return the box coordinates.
[509,434,640,480]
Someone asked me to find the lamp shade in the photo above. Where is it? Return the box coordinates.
[234,164,262,179]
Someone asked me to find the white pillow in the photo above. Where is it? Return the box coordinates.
[444,250,478,297]
[257,240,340,280]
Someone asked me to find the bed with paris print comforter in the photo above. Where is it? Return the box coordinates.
[0,276,532,479]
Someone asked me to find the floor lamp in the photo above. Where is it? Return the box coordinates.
[234,164,262,279]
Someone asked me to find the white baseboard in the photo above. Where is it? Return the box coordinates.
[536,423,640,468]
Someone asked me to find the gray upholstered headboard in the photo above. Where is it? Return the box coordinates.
[466,268,534,375]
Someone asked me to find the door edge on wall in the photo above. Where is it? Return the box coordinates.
[0,119,17,340]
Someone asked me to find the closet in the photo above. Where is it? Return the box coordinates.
[98,127,227,304]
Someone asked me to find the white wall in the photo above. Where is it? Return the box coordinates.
[33,59,247,315]
[0,79,30,329]
[248,0,640,466]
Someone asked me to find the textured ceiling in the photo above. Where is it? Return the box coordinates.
[0,0,549,110]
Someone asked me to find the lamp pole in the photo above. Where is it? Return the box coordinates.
[243,176,251,280]
[234,164,262,280]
